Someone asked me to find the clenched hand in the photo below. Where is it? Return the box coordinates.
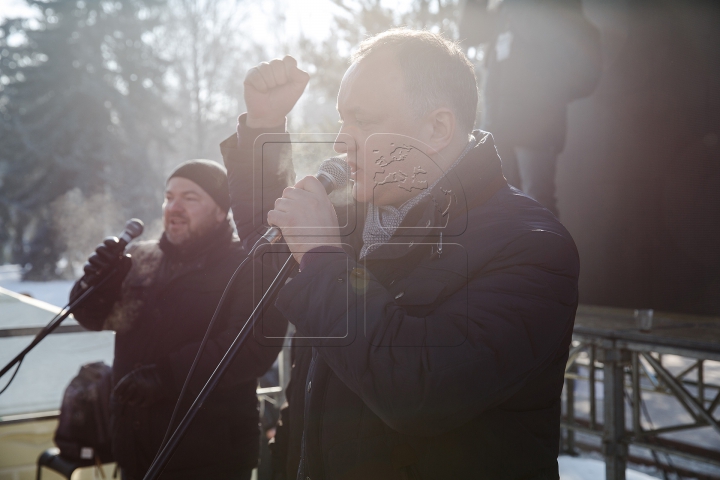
[244,55,310,129]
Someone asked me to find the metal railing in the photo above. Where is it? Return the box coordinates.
[562,305,720,480]
[0,311,293,424]
[5,298,720,479]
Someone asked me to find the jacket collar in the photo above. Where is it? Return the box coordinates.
[362,130,506,262]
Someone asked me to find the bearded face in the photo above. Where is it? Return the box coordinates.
[162,177,226,246]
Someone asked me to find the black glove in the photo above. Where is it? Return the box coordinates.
[113,365,168,407]
[70,238,132,305]
[84,236,127,280]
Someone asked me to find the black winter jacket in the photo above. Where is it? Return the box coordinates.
[221,119,579,480]
[71,221,288,479]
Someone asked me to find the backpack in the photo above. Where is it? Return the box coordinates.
[54,362,114,463]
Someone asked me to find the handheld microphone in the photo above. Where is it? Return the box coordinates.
[261,157,350,245]
[116,218,145,248]
[80,218,144,289]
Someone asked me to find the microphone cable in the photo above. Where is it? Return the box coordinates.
[154,156,350,462]
[156,233,277,453]
[0,360,22,396]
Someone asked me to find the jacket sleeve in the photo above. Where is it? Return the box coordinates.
[68,253,133,332]
[274,230,579,437]
[68,281,110,331]
[220,113,295,251]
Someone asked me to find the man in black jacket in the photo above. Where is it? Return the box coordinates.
[223,29,579,479]
[70,160,287,480]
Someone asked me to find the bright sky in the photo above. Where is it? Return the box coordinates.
[240,0,342,51]
[283,0,414,39]
[0,0,344,59]
[0,0,38,21]
[0,0,415,41]
[285,0,339,39]
[0,0,339,45]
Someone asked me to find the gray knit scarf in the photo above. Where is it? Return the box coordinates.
[360,134,478,259]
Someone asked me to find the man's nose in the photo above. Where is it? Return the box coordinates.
[165,199,183,213]
[333,129,355,155]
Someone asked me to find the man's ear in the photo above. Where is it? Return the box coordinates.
[425,107,456,155]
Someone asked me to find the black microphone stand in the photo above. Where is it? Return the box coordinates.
[0,267,119,381]
[142,252,298,480]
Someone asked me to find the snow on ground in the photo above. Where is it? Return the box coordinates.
[0,331,114,416]
[0,278,75,307]
[0,266,113,416]
[0,265,74,307]
[559,456,658,479]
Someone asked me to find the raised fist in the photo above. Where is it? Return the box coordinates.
[244,55,310,129]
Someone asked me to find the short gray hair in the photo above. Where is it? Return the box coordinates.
[352,28,478,134]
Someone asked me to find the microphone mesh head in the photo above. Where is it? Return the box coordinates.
[124,218,144,239]
[317,157,351,191]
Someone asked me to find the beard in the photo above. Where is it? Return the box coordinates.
[163,213,222,246]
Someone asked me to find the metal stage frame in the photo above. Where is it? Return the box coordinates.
[3,296,720,479]
[562,305,720,480]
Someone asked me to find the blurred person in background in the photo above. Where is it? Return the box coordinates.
[460,0,602,216]
[257,364,281,480]
[69,160,287,480]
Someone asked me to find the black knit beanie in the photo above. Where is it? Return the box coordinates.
[167,159,230,212]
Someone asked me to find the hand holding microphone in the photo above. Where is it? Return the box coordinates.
[80,219,144,290]
[83,237,128,277]
[266,158,350,264]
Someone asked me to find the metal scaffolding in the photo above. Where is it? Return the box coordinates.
[562,305,720,480]
[3,292,719,479]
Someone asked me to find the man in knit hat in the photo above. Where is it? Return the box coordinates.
[70,160,287,480]
[162,159,232,247]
